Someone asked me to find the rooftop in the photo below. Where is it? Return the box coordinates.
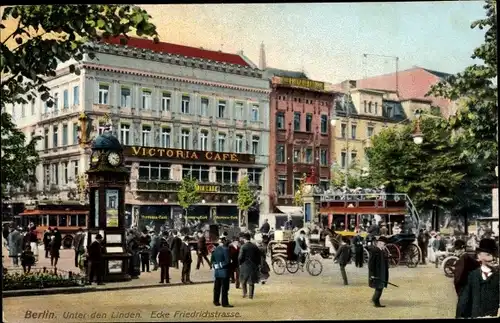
[264,67,308,79]
[101,36,251,67]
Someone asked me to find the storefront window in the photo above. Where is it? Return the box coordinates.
[216,167,238,184]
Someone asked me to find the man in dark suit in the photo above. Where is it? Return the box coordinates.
[211,237,233,307]
[196,230,211,270]
[228,236,241,288]
[456,238,499,318]
[180,236,193,284]
[368,236,390,307]
[73,228,85,268]
[453,239,480,296]
[351,229,364,268]
[238,232,261,299]
[157,239,172,284]
[334,238,352,285]
[87,234,105,285]
[417,229,430,265]
[169,231,182,269]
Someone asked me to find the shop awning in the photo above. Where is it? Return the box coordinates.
[276,206,303,216]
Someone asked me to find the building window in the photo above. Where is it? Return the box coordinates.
[138,162,171,181]
[320,115,328,133]
[251,105,259,122]
[277,144,285,163]
[161,92,171,112]
[201,98,209,116]
[293,149,300,163]
[120,124,130,145]
[121,87,131,108]
[351,124,357,139]
[235,135,243,153]
[182,165,209,182]
[368,102,373,113]
[31,99,36,115]
[181,129,190,149]
[363,100,367,113]
[142,89,152,110]
[44,128,49,149]
[351,152,357,165]
[218,100,226,118]
[181,95,190,114]
[247,168,262,185]
[97,121,107,135]
[142,125,151,146]
[53,93,59,111]
[341,152,347,168]
[98,84,109,104]
[277,176,287,196]
[294,112,301,131]
[276,112,285,129]
[252,136,259,155]
[72,123,78,145]
[235,102,244,119]
[305,113,312,132]
[293,177,302,194]
[73,161,79,178]
[367,126,374,137]
[320,149,328,166]
[374,102,378,114]
[63,90,69,108]
[51,163,59,185]
[53,125,58,148]
[73,86,79,106]
[161,128,171,148]
[341,124,347,138]
[63,162,69,184]
[199,130,208,151]
[320,179,329,191]
[217,133,226,152]
[44,165,50,186]
[62,124,68,146]
[215,167,238,184]
[305,148,313,163]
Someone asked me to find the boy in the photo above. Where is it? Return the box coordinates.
[456,238,499,318]
[20,245,35,274]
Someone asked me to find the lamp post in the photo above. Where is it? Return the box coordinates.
[412,109,424,145]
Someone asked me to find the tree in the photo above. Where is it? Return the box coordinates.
[365,112,492,232]
[177,174,201,225]
[427,0,497,169]
[293,173,307,206]
[1,5,158,196]
[237,176,255,227]
[330,160,373,189]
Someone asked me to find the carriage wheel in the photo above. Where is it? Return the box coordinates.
[443,257,458,278]
[306,259,323,276]
[286,260,300,274]
[384,244,401,267]
[405,244,420,268]
[272,257,286,275]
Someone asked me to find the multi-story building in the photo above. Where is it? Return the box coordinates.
[264,68,337,226]
[7,36,271,228]
[328,80,432,173]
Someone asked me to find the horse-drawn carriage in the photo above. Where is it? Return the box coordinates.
[383,233,421,268]
[267,233,323,276]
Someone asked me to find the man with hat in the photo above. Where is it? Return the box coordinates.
[211,236,233,307]
[351,228,364,268]
[456,238,499,318]
[238,232,261,299]
[453,239,480,296]
[368,236,390,307]
[87,234,105,285]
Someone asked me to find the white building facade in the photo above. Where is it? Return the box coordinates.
[8,37,271,229]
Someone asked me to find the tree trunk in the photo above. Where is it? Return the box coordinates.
[463,212,468,236]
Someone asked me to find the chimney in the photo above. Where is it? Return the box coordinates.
[259,42,266,70]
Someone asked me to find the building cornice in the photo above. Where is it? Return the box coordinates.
[82,63,271,95]
[94,42,263,78]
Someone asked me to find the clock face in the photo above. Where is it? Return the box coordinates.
[91,152,100,165]
[108,152,121,167]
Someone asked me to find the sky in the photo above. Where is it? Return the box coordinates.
[140,2,487,83]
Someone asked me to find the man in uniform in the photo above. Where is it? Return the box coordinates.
[211,236,233,307]
[238,233,261,299]
[368,236,390,307]
[456,238,499,318]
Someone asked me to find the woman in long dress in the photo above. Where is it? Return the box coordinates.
[258,243,270,284]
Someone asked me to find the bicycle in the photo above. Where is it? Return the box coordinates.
[298,251,323,276]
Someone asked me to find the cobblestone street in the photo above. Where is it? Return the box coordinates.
[4,257,458,322]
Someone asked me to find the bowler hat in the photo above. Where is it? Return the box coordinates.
[376,236,389,244]
[476,238,498,255]
[454,239,466,249]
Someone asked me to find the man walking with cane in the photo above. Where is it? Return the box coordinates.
[368,236,390,307]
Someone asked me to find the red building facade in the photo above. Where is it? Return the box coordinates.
[268,75,337,212]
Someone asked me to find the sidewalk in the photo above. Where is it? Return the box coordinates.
[3,246,213,297]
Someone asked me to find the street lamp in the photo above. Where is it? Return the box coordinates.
[412,109,424,145]
[163,198,168,203]
[227,199,232,204]
[201,199,206,204]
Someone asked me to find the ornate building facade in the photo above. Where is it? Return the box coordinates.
[7,36,271,228]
